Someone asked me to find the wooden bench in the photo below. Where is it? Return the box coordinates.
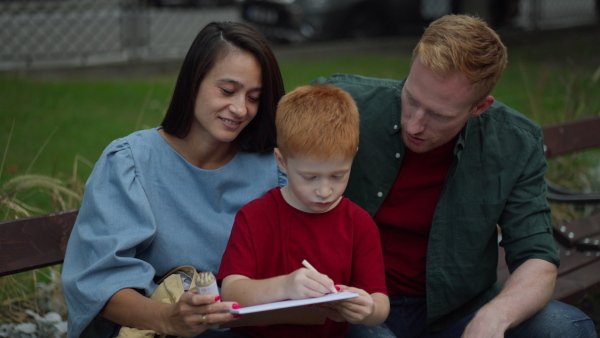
[0,209,78,277]
[1,117,600,305]
[498,116,600,304]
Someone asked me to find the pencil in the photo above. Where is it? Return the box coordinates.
[302,259,338,294]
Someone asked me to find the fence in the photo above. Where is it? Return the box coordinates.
[0,0,239,70]
[0,0,597,70]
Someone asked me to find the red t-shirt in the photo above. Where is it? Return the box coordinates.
[218,187,387,338]
[374,139,455,296]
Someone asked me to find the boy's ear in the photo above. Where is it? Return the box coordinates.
[274,148,287,174]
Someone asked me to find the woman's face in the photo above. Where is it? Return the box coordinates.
[191,49,262,145]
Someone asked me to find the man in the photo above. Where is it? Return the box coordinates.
[315,14,596,337]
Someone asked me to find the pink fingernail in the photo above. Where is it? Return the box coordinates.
[232,303,241,309]
[214,296,222,302]
[335,286,341,291]
[233,314,242,319]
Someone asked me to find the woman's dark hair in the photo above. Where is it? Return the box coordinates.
[161,22,285,153]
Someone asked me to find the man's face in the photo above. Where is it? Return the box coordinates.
[401,58,489,153]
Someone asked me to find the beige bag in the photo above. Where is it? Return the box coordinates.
[116,266,217,338]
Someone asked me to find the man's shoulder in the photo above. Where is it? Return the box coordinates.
[313,74,403,116]
[476,101,542,138]
[313,73,404,89]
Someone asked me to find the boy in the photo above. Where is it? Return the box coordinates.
[217,84,389,337]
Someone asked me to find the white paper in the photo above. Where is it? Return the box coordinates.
[229,291,359,314]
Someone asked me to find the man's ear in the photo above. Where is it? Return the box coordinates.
[274,148,287,174]
[471,95,495,118]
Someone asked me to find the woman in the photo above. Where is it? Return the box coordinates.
[61,22,285,337]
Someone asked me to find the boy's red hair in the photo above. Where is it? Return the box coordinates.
[276,84,359,160]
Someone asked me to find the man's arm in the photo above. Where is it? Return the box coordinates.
[462,258,557,337]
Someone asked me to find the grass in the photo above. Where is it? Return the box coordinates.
[0,267,66,325]
[0,75,174,184]
[1,54,594,184]
[0,24,599,332]
[2,25,599,186]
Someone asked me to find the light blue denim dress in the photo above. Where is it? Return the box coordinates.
[62,128,285,337]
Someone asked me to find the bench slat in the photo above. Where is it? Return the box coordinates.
[556,247,600,276]
[553,259,600,304]
[498,243,600,304]
[543,117,600,158]
[554,213,600,249]
[576,235,600,251]
[0,210,78,277]
[498,244,599,280]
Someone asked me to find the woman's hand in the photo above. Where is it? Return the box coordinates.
[100,288,240,338]
[161,290,240,337]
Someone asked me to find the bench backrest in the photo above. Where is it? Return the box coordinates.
[0,209,78,277]
[543,117,600,158]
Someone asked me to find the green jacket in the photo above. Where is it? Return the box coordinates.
[314,74,559,331]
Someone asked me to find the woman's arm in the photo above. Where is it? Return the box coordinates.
[100,288,238,336]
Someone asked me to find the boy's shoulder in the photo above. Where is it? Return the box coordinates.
[341,197,377,225]
[239,187,281,212]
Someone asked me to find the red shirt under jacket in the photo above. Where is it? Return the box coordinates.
[374,139,455,296]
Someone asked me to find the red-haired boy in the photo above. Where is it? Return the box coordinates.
[218,84,390,337]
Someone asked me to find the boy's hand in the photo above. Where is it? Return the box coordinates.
[316,286,374,324]
[283,268,337,300]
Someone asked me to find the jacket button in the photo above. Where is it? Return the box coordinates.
[377,192,383,197]
[395,153,400,158]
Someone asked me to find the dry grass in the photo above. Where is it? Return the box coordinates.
[0,126,84,330]
[0,267,66,324]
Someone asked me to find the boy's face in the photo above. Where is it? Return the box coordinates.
[274,148,353,213]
